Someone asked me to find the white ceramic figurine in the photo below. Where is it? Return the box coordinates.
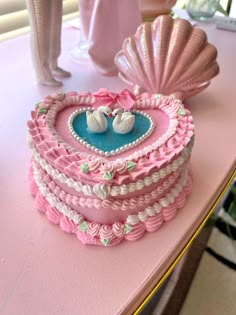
[112,109,135,134]
[86,106,112,133]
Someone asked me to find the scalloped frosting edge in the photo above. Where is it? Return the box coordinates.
[30,141,192,200]
[30,163,192,246]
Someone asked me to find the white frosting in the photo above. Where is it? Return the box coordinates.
[93,184,111,200]
[33,164,84,225]
[32,162,190,228]
[126,168,189,225]
[30,144,191,199]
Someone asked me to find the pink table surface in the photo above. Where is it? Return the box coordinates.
[0,22,236,315]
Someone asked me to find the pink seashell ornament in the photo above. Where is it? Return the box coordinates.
[115,15,219,100]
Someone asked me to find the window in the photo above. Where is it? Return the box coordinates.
[0,0,79,41]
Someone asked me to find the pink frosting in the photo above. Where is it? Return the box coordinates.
[88,159,101,171]
[32,174,191,246]
[104,238,123,246]
[112,222,125,238]
[144,213,164,232]
[29,170,38,197]
[175,191,186,209]
[76,230,99,245]
[87,222,101,237]
[99,225,114,240]
[66,91,78,97]
[35,193,48,213]
[162,204,177,222]
[100,163,114,174]
[35,164,181,223]
[46,206,62,224]
[113,161,128,174]
[60,216,78,234]
[184,176,192,196]
[124,222,145,241]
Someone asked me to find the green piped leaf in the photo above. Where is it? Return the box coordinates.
[79,221,88,232]
[126,161,136,172]
[101,238,110,247]
[35,102,41,108]
[178,108,186,116]
[155,94,162,99]
[103,171,114,181]
[80,163,90,173]
[38,108,48,115]
[124,224,132,234]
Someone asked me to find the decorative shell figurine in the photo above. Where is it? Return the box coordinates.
[115,15,219,100]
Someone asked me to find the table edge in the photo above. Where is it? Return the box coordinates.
[132,167,236,315]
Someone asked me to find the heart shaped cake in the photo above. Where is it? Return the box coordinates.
[27,89,194,246]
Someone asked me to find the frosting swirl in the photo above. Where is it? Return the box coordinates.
[93,183,111,200]
[124,222,145,241]
[162,204,177,222]
[60,216,77,233]
[145,213,163,232]
[112,222,125,238]
[87,222,100,237]
[35,192,48,213]
[89,159,101,171]
[100,163,114,174]
[46,206,62,224]
[99,225,114,240]
[114,160,127,174]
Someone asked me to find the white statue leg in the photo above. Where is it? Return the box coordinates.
[49,0,71,77]
[26,0,62,86]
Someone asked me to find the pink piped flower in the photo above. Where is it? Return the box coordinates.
[87,222,101,237]
[67,91,78,97]
[88,159,101,172]
[114,161,127,174]
[43,95,55,104]
[112,222,125,238]
[100,162,114,174]
[51,92,66,101]
[99,225,114,240]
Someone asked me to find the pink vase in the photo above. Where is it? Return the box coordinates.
[79,0,142,76]
[138,0,177,19]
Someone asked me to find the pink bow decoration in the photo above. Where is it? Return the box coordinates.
[93,88,135,110]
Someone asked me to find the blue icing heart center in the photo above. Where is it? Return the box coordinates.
[71,112,152,153]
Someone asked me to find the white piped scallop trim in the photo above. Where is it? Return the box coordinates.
[126,168,189,225]
[31,144,191,199]
[32,162,189,226]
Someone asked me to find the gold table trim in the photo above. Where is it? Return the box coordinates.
[134,169,236,315]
